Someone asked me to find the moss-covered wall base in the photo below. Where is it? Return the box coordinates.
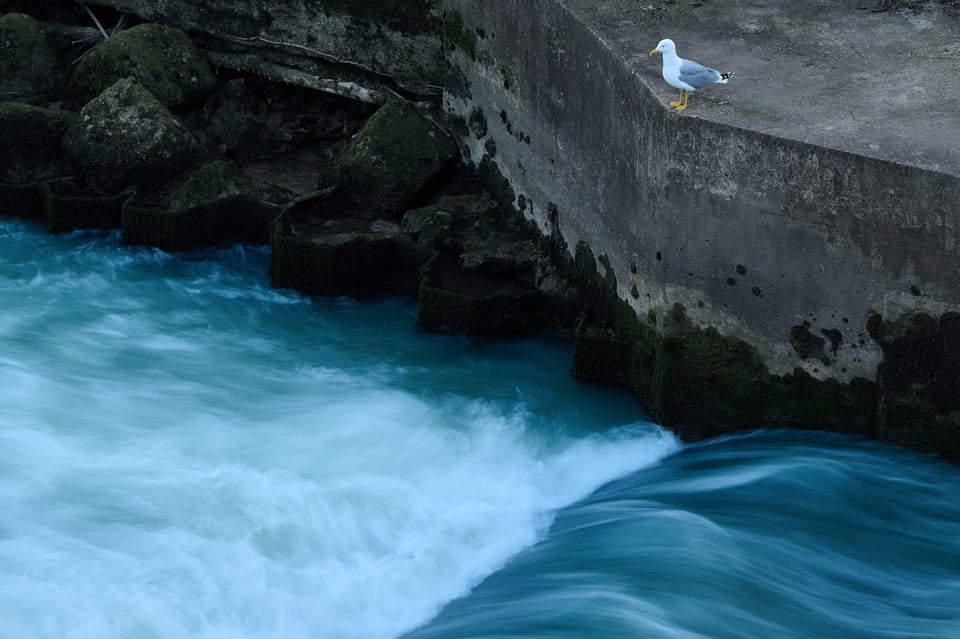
[1,179,279,251]
[566,237,955,456]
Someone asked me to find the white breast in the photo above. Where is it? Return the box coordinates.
[662,62,694,92]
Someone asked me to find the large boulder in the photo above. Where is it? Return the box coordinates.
[0,102,77,181]
[157,160,294,209]
[71,23,216,108]
[0,13,60,102]
[402,194,555,336]
[334,100,458,219]
[62,78,198,193]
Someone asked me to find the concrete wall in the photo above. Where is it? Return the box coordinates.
[441,0,960,381]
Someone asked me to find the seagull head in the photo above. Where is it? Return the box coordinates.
[650,39,676,56]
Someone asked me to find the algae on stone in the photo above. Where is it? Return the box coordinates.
[335,100,457,218]
[159,160,295,209]
[443,10,477,60]
[872,310,960,459]
[62,78,198,193]
[566,238,877,442]
[0,13,60,103]
[71,23,216,108]
[0,102,77,181]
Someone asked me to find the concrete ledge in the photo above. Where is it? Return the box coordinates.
[442,0,960,382]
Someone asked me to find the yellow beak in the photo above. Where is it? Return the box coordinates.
[650,48,660,56]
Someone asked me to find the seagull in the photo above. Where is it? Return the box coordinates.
[649,39,733,111]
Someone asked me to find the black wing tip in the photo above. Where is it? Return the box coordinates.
[720,72,735,80]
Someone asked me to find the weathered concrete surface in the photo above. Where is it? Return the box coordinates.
[579,0,960,174]
[87,0,445,98]
[442,0,960,382]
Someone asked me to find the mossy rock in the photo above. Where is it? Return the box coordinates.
[157,160,292,209]
[403,193,542,285]
[197,79,270,153]
[443,10,477,60]
[71,23,216,108]
[271,227,413,297]
[335,100,458,219]
[0,181,45,220]
[877,311,960,410]
[44,186,129,233]
[417,283,549,336]
[123,197,280,251]
[62,78,198,193]
[0,13,60,103]
[402,200,464,251]
[0,102,77,181]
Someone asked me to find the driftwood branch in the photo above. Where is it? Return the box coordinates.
[221,34,387,79]
[75,1,109,41]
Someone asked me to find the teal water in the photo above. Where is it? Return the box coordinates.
[0,219,958,638]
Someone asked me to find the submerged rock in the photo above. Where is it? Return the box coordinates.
[335,100,457,219]
[62,78,198,193]
[70,23,216,108]
[0,12,60,103]
[0,102,77,181]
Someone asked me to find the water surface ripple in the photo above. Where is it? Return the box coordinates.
[0,220,957,639]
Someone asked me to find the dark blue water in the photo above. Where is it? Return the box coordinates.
[1,219,958,638]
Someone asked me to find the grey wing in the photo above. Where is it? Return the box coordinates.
[678,59,723,89]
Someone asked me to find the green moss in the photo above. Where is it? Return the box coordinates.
[443,11,477,60]
[164,161,251,209]
[872,310,960,456]
[664,327,769,426]
[335,100,457,218]
[563,235,879,440]
[123,196,279,251]
[62,78,198,193]
[0,102,77,180]
[0,13,59,102]
[44,186,128,233]
[70,23,216,108]
[270,230,407,297]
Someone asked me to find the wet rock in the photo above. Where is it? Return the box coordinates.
[157,160,293,210]
[62,78,198,193]
[270,206,419,297]
[123,196,280,251]
[70,23,216,108]
[0,102,76,181]
[0,13,60,103]
[403,193,557,336]
[335,100,458,219]
[416,259,551,336]
[403,193,540,283]
[875,310,960,459]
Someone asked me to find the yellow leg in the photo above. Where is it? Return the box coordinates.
[669,89,684,107]
[676,90,689,111]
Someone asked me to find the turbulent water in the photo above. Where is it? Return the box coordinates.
[0,218,958,639]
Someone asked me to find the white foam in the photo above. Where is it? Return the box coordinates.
[0,381,677,639]
[0,225,679,639]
